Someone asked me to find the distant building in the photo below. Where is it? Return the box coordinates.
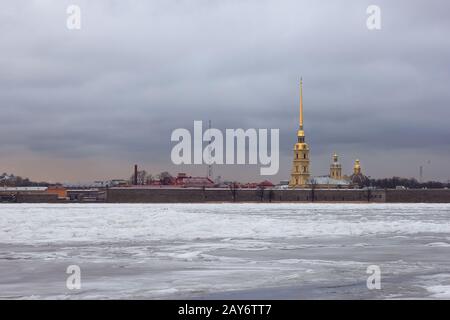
[330,153,342,180]
[310,176,351,189]
[47,186,67,199]
[92,179,128,188]
[0,186,58,203]
[258,180,275,188]
[67,189,105,201]
[175,173,214,188]
[310,154,352,188]
[0,187,48,192]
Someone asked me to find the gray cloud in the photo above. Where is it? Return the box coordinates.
[1,0,449,182]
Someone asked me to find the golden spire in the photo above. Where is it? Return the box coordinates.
[299,78,303,129]
[297,78,305,140]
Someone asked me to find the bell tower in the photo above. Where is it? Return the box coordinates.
[289,79,310,188]
[330,153,342,180]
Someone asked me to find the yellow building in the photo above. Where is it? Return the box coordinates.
[310,154,352,189]
[47,186,68,199]
[289,79,310,188]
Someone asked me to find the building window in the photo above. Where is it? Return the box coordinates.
[304,154,307,159]
[295,166,298,172]
[303,166,307,173]
[296,153,299,159]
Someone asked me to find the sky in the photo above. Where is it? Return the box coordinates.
[0,0,449,183]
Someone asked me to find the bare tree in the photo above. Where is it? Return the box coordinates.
[145,174,154,184]
[229,182,238,202]
[130,170,147,185]
[158,172,173,185]
[310,178,317,202]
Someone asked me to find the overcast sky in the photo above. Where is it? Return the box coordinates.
[1,0,449,183]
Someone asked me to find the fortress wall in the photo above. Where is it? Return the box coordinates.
[385,189,450,203]
[106,188,232,203]
[15,193,59,203]
[261,189,385,203]
[7,188,450,203]
[106,188,387,203]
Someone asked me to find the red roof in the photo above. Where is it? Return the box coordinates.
[175,176,214,187]
[259,180,274,187]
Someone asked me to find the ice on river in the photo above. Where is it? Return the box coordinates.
[1,203,450,299]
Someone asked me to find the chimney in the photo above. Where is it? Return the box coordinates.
[134,164,138,185]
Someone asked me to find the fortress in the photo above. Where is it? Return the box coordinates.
[104,80,450,203]
[3,81,450,204]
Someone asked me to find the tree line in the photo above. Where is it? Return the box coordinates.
[1,173,50,187]
[363,177,449,189]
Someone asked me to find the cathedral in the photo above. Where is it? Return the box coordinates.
[288,79,310,188]
[288,80,368,189]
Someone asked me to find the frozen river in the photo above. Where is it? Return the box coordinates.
[1,203,450,299]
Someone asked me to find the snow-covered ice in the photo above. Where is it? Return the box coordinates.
[0,203,450,299]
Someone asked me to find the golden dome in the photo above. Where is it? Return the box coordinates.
[353,159,361,174]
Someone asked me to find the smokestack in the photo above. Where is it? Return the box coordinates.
[134,164,138,185]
